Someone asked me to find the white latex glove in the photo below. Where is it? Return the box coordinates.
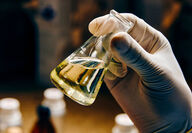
[89,13,192,133]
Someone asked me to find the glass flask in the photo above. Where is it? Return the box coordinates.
[50,10,133,105]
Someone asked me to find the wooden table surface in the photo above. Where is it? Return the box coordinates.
[0,84,123,133]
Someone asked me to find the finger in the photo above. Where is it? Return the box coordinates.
[107,59,128,78]
[89,13,165,53]
[89,15,116,36]
[104,70,117,80]
[121,13,165,53]
[110,32,158,79]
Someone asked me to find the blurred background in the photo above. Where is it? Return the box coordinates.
[0,0,191,132]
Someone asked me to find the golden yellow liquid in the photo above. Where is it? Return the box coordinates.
[50,57,107,105]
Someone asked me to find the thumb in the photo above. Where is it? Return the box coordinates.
[110,32,157,79]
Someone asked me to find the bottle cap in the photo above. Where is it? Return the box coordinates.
[115,113,134,127]
[0,98,20,110]
[44,88,63,100]
[112,113,139,133]
[37,105,51,120]
[42,88,66,116]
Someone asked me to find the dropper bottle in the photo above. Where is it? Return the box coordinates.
[31,105,56,133]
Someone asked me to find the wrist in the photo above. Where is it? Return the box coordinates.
[151,116,192,133]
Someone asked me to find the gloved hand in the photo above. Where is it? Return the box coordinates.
[89,12,192,132]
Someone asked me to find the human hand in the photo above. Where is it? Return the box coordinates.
[89,12,192,132]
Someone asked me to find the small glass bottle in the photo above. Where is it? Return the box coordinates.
[42,88,66,116]
[0,98,22,132]
[31,105,56,133]
[112,113,139,133]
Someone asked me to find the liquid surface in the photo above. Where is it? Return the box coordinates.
[50,57,107,105]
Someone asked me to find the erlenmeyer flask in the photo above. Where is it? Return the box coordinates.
[50,10,133,106]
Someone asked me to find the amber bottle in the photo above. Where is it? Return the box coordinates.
[31,105,56,133]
